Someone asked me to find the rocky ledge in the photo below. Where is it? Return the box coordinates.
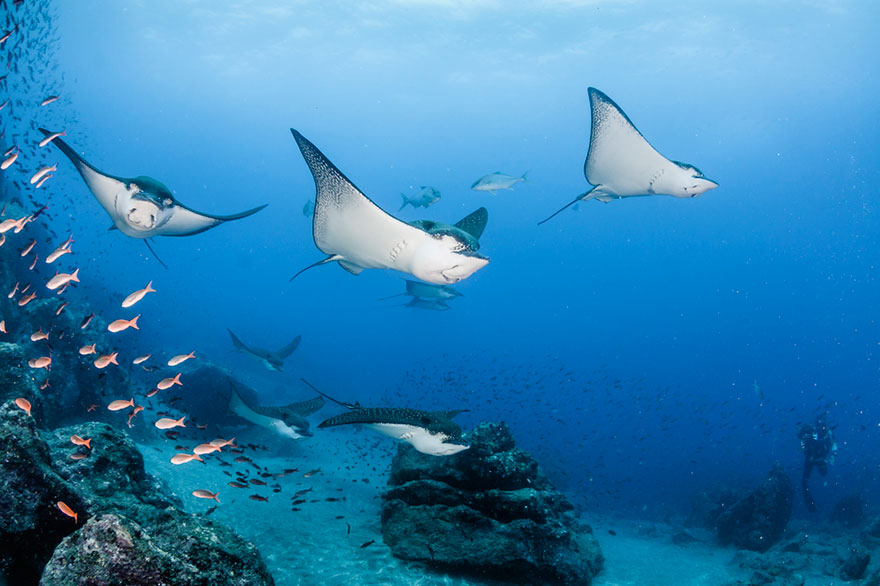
[381,421,603,586]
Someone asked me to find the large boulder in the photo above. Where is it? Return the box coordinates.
[716,464,793,552]
[39,513,274,586]
[382,422,603,585]
[0,402,86,584]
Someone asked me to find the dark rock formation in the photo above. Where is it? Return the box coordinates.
[382,421,603,585]
[0,402,85,584]
[839,545,870,581]
[0,399,274,585]
[40,513,274,586]
[716,464,793,552]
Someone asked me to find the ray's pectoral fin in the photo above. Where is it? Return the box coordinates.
[39,127,128,217]
[276,334,302,360]
[156,202,268,237]
[290,254,344,282]
[537,187,597,225]
[454,207,488,240]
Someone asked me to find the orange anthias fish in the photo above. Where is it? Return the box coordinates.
[14,397,32,415]
[18,292,36,306]
[170,453,203,465]
[209,437,236,448]
[107,398,134,411]
[167,352,195,367]
[38,130,66,148]
[45,244,73,264]
[28,356,52,369]
[78,343,97,356]
[154,416,186,430]
[0,320,6,333]
[107,315,139,333]
[132,354,151,365]
[193,443,221,456]
[20,239,36,257]
[70,435,91,449]
[122,281,156,308]
[46,269,79,291]
[56,501,78,524]
[94,353,119,369]
[157,373,182,390]
[146,388,159,398]
[41,95,60,106]
[29,163,56,185]
[191,490,219,502]
[30,328,49,342]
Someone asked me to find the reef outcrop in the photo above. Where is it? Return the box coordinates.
[0,401,274,585]
[381,421,603,585]
[716,464,793,552]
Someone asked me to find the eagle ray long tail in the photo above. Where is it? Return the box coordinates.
[537,188,595,226]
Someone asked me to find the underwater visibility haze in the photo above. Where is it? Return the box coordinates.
[1,1,879,585]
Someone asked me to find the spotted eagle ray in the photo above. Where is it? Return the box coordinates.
[227,381,322,439]
[39,129,267,245]
[538,87,718,224]
[289,129,489,285]
[227,328,301,372]
[302,379,469,456]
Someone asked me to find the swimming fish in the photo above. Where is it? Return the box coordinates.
[191,490,219,502]
[55,301,68,315]
[20,239,36,257]
[45,244,73,264]
[18,292,36,306]
[107,315,140,333]
[41,95,60,106]
[80,313,95,329]
[304,379,469,456]
[0,320,6,333]
[94,353,119,369]
[107,398,134,411]
[209,437,235,448]
[133,354,151,364]
[227,329,301,372]
[40,130,267,239]
[78,343,97,356]
[167,352,195,367]
[155,416,186,430]
[289,129,488,285]
[14,397,32,416]
[399,186,441,210]
[538,87,718,224]
[30,328,49,341]
[28,356,52,369]
[38,130,66,148]
[171,453,203,465]
[0,150,18,170]
[70,435,91,449]
[471,171,528,195]
[46,269,80,291]
[157,373,182,390]
[29,164,56,185]
[56,501,78,524]
[122,281,156,308]
[193,443,221,455]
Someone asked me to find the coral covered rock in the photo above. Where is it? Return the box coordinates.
[39,513,274,586]
[382,421,603,585]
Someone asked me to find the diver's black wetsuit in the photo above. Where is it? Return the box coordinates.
[797,417,835,512]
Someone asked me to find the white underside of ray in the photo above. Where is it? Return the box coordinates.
[314,178,431,274]
[368,423,469,456]
[229,391,303,439]
[585,94,682,201]
[154,206,221,237]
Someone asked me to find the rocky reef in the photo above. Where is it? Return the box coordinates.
[0,401,274,585]
[381,421,603,586]
[716,464,793,552]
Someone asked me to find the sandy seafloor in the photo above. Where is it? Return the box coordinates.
[135,425,839,586]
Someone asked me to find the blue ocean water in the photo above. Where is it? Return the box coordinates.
[2,0,879,582]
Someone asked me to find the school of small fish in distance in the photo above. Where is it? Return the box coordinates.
[0,0,722,528]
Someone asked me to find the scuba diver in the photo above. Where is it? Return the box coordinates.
[797,415,838,512]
